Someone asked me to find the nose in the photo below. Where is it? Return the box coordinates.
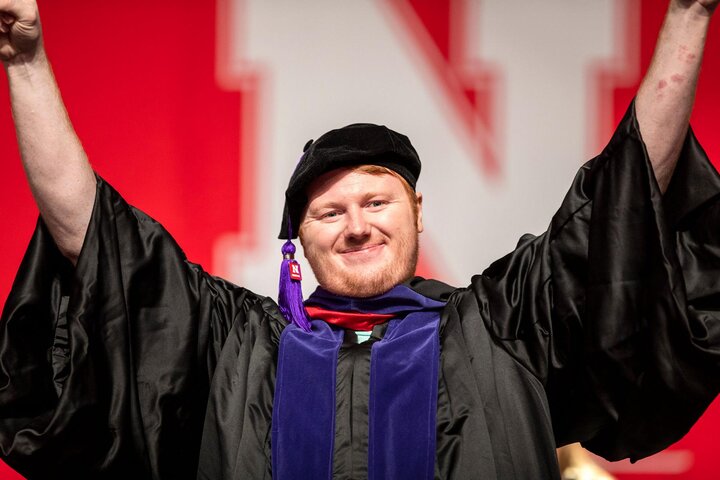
[344,207,371,239]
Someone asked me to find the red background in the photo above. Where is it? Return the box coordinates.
[1,1,719,478]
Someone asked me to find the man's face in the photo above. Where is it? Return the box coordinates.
[299,167,423,298]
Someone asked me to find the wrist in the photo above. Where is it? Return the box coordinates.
[4,46,49,79]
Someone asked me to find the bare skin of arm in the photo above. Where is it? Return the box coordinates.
[636,0,718,192]
[552,4,719,474]
[1,0,95,265]
[552,3,719,475]
[0,0,716,266]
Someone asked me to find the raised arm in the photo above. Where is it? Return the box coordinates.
[636,0,718,192]
[1,0,95,264]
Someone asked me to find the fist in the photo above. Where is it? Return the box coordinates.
[0,0,42,63]
[695,0,720,13]
[674,0,720,15]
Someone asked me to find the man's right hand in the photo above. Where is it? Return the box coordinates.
[0,0,42,64]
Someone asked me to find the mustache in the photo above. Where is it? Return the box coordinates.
[338,234,385,250]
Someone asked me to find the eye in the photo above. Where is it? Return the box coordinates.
[321,210,341,220]
[367,200,387,209]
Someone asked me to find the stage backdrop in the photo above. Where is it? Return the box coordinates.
[1,1,719,478]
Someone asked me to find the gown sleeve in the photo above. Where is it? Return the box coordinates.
[0,177,262,479]
[474,101,720,461]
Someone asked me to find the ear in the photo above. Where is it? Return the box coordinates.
[415,192,424,233]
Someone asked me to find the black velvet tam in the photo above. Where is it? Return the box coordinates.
[279,123,422,239]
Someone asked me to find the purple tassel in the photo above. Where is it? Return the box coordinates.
[278,238,312,332]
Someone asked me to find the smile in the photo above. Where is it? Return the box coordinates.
[339,243,385,260]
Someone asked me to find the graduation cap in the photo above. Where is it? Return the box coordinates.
[277,123,422,331]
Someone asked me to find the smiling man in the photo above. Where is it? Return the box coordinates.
[300,167,421,297]
[292,130,424,299]
[2,1,720,480]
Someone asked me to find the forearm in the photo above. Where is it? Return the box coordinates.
[5,50,95,264]
[635,1,713,193]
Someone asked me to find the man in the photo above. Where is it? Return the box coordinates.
[1,1,720,480]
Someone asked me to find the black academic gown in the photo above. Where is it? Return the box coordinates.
[1,104,720,480]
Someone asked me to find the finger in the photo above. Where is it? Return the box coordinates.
[13,18,39,39]
[0,0,16,14]
[0,35,16,61]
[0,1,37,26]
